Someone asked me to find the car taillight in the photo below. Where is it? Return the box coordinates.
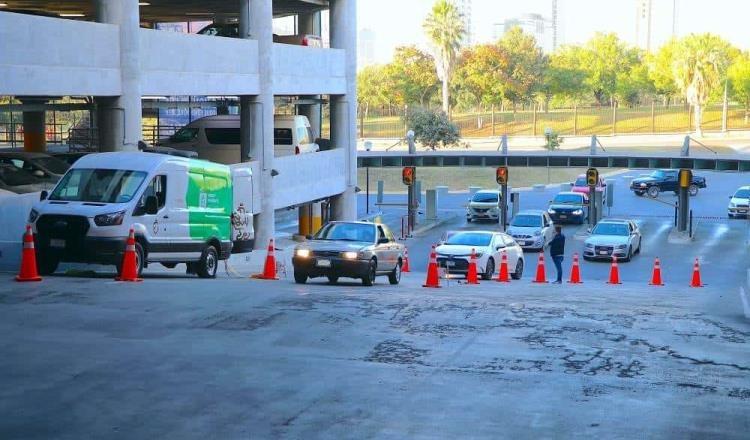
[295,146,300,154]
[302,36,309,46]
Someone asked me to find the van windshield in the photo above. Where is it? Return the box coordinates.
[50,168,147,203]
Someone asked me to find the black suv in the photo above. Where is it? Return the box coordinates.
[630,169,706,197]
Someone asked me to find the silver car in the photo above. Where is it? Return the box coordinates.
[292,221,405,286]
[466,190,502,223]
[583,219,642,262]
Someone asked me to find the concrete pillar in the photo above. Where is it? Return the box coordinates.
[298,204,312,236]
[239,0,275,248]
[19,99,46,152]
[298,13,322,139]
[329,0,357,221]
[95,0,142,152]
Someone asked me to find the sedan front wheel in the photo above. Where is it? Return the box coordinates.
[362,260,376,287]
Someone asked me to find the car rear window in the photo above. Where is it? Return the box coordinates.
[205,128,240,145]
[274,128,293,145]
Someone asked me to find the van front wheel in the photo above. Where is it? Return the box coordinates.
[196,245,218,278]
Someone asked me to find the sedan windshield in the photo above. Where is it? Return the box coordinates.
[445,232,492,247]
[511,214,542,228]
[734,189,750,199]
[50,168,147,203]
[315,223,375,242]
[553,194,584,205]
[649,170,666,179]
[472,192,498,203]
[592,223,630,236]
[0,165,39,186]
[33,157,69,175]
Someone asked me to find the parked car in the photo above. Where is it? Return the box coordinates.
[728,186,750,218]
[547,191,587,224]
[630,169,706,197]
[506,210,555,251]
[571,174,606,201]
[292,221,404,286]
[0,163,51,194]
[29,152,255,277]
[583,219,642,262]
[197,22,324,47]
[159,114,320,164]
[51,151,90,165]
[466,189,502,223]
[0,151,70,183]
[435,231,524,280]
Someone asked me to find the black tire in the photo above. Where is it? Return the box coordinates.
[362,260,376,286]
[196,245,218,278]
[688,184,699,196]
[512,258,524,280]
[623,246,632,263]
[467,218,472,223]
[647,186,659,198]
[482,258,495,281]
[117,241,144,277]
[634,191,644,197]
[388,262,402,285]
[327,275,339,284]
[294,271,307,284]
[37,252,59,276]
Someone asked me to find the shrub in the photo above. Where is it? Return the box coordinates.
[405,108,461,150]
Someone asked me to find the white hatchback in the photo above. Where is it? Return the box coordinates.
[506,210,555,251]
[436,231,525,280]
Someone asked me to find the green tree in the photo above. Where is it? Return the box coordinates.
[729,52,750,123]
[542,45,589,108]
[615,51,655,106]
[452,43,509,107]
[579,33,639,106]
[497,26,546,110]
[387,46,440,106]
[357,64,392,118]
[647,38,680,103]
[672,33,733,136]
[423,0,465,115]
[405,108,460,150]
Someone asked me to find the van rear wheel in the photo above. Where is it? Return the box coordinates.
[196,245,218,278]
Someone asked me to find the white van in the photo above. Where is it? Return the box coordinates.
[161,114,320,164]
[28,152,255,278]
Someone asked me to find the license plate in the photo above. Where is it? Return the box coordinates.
[316,259,331,268]
[50,239,65,248]
[559,215,567,219]
[740,210,747,213]
[445,261,456,267]
[599,250,608,255]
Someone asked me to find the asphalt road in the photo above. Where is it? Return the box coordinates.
[358,170,750,290]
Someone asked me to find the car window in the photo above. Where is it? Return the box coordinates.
[553,193,584,204]
[33,157,69,175]
[205,128,240,145]
[296,126,310,144]
[170,127,199,143]
[650,170,665,179]
[138,175,167,211]
[734,189,750,198]
[377,225,387,242]
[0,164,39,186]
[315,223,375,243]
[591,223,629,236]
[50,168,147,203]
[574,176,586,186]
[445,232,492,247]
[274,128,294,145]
[472,192,498,203]
[511,214,542,228]
[382,225,396,242]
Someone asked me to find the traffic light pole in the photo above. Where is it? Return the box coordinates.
[501,182,508,232]
[407,185,415,236]
[588,186,596,227]
[677,169,691,233]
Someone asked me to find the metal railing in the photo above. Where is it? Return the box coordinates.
[0,122,68,147]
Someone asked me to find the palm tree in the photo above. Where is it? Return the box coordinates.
[672,34,731,136]
[423,0,465,115]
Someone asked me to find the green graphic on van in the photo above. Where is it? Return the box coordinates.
[186,162,232,241]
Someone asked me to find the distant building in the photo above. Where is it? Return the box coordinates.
[493,13,553,52]
[358,28,376,68]
[635,0,653,51]
[454,0,473,47]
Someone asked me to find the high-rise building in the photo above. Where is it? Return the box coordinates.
[358,28,377,68]
[493,13,553,52]
[454,0,473,46]
[635,0,653,51]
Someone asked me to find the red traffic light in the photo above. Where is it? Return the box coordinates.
[402,166,415,186]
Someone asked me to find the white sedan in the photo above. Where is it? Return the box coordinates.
[583,219,642,262]
[436,231,525,280]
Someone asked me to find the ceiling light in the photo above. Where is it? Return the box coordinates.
[0,3,8,6]
[59,13,85,17]
[138,2,151,5]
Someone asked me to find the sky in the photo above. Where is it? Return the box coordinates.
[357,0,750,67]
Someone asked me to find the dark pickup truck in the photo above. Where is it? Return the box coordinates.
[630,169,707,197]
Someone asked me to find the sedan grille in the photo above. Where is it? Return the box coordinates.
[36,214,90,252]
[312,250,340,258]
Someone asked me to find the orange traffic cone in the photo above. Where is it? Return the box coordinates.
[402,248,411,273]
[16,225,42,282]
[649,257,664,286]
[690,258,703,288]
[466,248,480,284]
[115,229,142,282]
[606,255,621,285]
[252,239,279,280]
[423,245,441,288]
[532,253,547,283]
[568,253,582,284]
[496,251,510,283]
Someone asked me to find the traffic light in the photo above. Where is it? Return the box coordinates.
[495,166,508,185]
[402,166,415,186]
[679,169,692,188]
[586,168,599,187]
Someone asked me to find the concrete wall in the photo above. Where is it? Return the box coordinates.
[140,30,260,96]
[272,44,346,95]
[0,12,121,96]
[273,149,347,210]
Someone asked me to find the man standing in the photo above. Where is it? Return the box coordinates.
[549,225,565,284]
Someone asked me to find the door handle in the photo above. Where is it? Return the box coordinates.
[162,215,169,219]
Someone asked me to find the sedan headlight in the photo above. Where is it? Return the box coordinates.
[616,244,627,249]
[534,230,542,236]
[94,210,125,226]
[28,208,39,223]
[639,183,647,187]
[295,249,311,258]
[572,209,583,215]
[729,202,737,208]
[342,251,358,259]
[548,208,556,214]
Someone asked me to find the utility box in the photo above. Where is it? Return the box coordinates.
[594,190,604,221]
[426,189,438,220]
[511,192,520,218]
[377,180,384,204]
[606,179,615,208]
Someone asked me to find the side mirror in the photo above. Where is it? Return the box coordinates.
[496,245,504,251]
[305,234,313,240]
[39,190,48,201]
[144,195,159,215]
[729,195,733,199]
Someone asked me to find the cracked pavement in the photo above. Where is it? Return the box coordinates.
[0,275,748,439]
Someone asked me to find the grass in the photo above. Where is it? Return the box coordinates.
[358,167,612,193]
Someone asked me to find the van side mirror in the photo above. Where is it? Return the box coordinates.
[144,195,159,215]
[40,190,48,201]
